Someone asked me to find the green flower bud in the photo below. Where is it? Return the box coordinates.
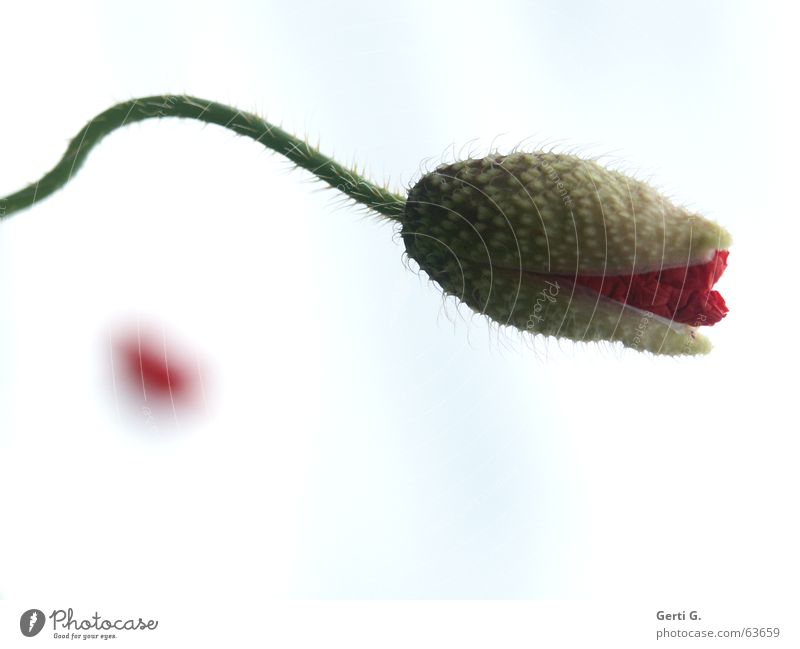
[402,152,731,355]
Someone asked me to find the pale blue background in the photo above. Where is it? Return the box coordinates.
[0,0,796,605]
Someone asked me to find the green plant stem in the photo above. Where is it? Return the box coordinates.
[0,95,406,221]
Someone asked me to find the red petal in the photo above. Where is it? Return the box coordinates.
[568,250,730,326]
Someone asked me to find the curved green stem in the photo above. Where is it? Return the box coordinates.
[0,94,406,221]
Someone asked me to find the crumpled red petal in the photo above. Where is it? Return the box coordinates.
[568,250,729,326]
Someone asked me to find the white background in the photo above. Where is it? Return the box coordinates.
[0,0,797,645]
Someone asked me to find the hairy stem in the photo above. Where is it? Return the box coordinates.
[0,95,406,221]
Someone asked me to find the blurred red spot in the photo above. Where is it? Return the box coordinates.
[116,332,195,403]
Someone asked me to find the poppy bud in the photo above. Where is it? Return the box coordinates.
[402,152,731,355]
